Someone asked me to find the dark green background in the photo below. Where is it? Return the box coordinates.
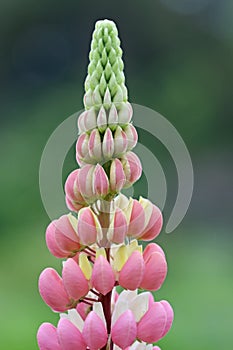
[1,1,232,349]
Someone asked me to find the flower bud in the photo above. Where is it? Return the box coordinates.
[107,207,127,244]
[62,259,89,300]
[138,197,163,241]
[91,256,115,295]
[77,207,102,245]
[76,133,90,165]
[38,268,71,312]
[82,311,108,350]
[137,302,167,343]
[37,323,61,350]
[113,126,128,156]
[102,127,114,160]
[111,310,137,349]
[118,102,133,125]
[121,152,142,188]
[110,158,126,193]
[97,106,107,132]
[93,164,109,197]
[78,107,96,133]
[118,251,145,290]
[124,124,138,151]
[65,169,87,211]
[88,128,102,163]
[57,318,86,350]
[108,103,118,130]
[76,164,95,202]
[46,214,81,258]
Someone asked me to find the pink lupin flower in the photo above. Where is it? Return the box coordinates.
[37,323,61,350]
[64,169,87,211]
[111,310,137,348]
[124,124,138,151]
[108,103,119,129]
[82,311,108,350]
[141,248,167,291]
[110,158,126,192]
[125,198,146,238]
[92,164,109,197]
[137,302,167,343]
[102,127,114,160]
[97,105,108,132]
[121,151,142,187]
[113,126,128,156]
[77,207,102,245]
[137,197,163,241]
[38,268,71,312]
[76,133,90,165]
[76,164,96,201]
[118,250,145,290]
[57,318,86,350]
[118,101,133,125]
[88,128,102,162]
[45,214,82,258]
[62,258,90,300]
[107,207,127,244]
[78,108,97,133]
[91,255,115,295]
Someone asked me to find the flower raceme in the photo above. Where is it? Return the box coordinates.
[38,19,173,350]
[37,290,173,350]
[38,242,167,312]
[45,195,163,255]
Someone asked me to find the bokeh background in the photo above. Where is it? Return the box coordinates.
[1,0,233,349]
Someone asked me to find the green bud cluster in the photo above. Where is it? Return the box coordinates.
[84,19,128,110]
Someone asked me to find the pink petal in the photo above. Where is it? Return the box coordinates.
[111,310,137,348]
[62,258,89,300]
[57,318,86,350]
[38,268,70,312]
[119,251,145,290]
[82,311,108,350]
[109,208,127,244]
[110,158,126,192]
[88,128,102,161]
[54,215,81,253]
[137,302,167,343]
[77,207,98,245]
[45,221,68,258]
[160,300,174,337]
[122,152,142,187]
[139,205,163,241]
[76,302,91,320]
[127,199,145,238]
[93,164,109,197]
[140,252,167,291]
[102,127,114,159]
[143,243,165,262]
[77,164,95,199]
[37,323,61,350]
[91,256,115,295]
[124,124,138,151]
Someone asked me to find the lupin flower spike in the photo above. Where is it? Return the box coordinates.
[38,19,173,350]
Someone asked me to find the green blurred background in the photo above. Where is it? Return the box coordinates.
[1,0,233,349]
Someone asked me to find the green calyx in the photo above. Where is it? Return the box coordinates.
[84,19,128,110]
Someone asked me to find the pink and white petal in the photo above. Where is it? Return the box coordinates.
[45,221,68,258]
[143,243,165,262]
